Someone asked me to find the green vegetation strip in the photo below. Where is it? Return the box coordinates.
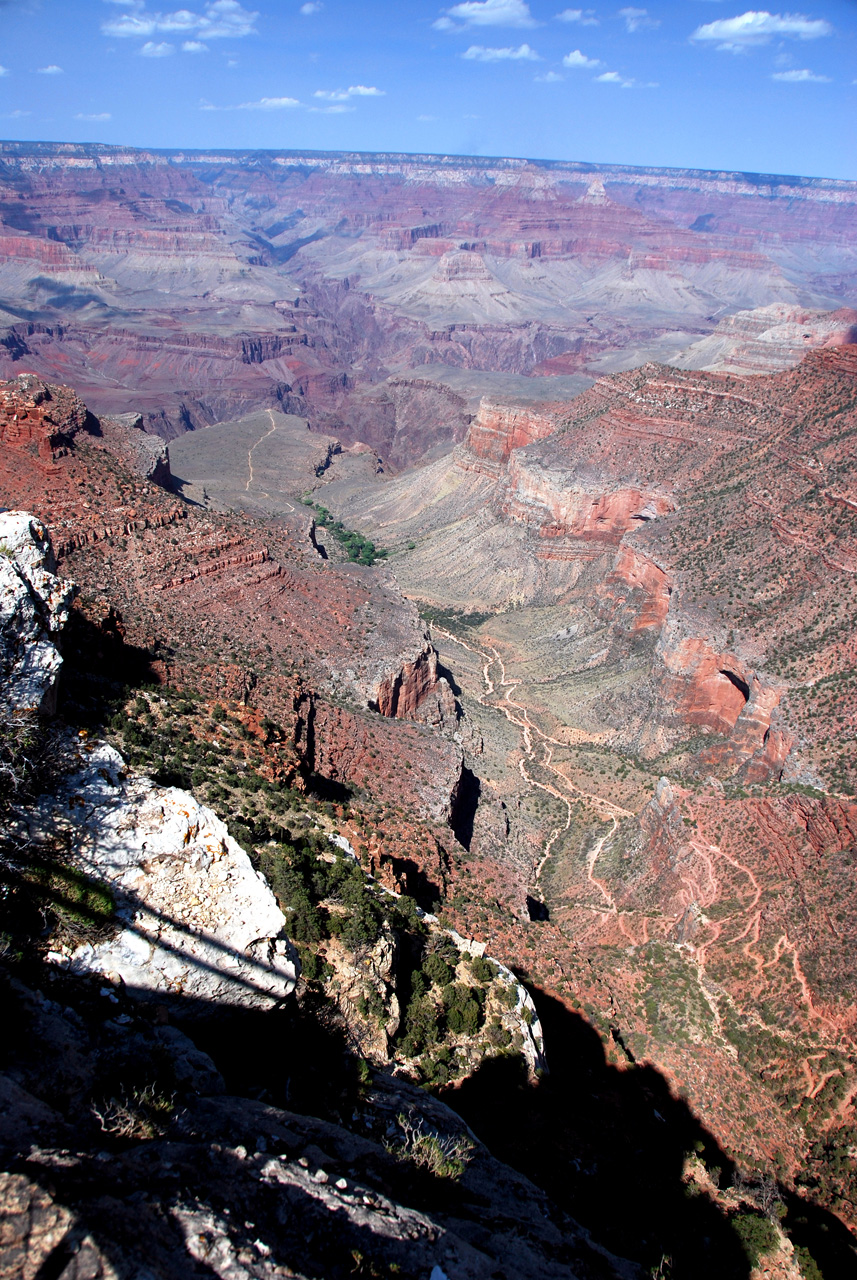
[304,500,387,566]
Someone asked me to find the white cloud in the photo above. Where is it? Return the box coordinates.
[772,67,831,81]
[563,48,601,67]
[463,42,539,59]
[691,11,833,53]
[555,8,598,24]
[434,0,536,30]
[141,40,174,55]
[300,1,323,11]
[418,113,438,120]
[201,93,301,112]
[239,95,300,109]
[309,103,354,113]
[595,69,656,86]
[536,69,564,80]
[4,110,30,118]
[75,111,112,120]
[314,84,384,99]
[0,67,8,77]
[619,7,658,33]
[182,39,208,50]
[103,1,258,40]
[37,65,63,74]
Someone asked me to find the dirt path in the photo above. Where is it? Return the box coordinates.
[244,410,295,511]
[431,624,850,1087]
[430,623,629,908]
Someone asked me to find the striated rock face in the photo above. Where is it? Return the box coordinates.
[499,454,673,549]
[0,511,74,713]
[656,632,791,777]
[466,399,563,472]
[1,141,855,462]
[658,635,754,735]
[0,373,91,457]
[372,640,458,728]
[596,546,671,635]
[672,303,857,375]
[27,737,298,1008]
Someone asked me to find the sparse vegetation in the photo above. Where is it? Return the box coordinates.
[387,1111,474,1180]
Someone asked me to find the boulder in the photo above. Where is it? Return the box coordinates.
[28,737,298,1009]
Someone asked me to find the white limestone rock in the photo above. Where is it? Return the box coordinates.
[0,511,74,714]
[30,736,297,1008]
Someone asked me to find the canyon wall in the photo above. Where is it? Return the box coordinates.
[0,142,854,462]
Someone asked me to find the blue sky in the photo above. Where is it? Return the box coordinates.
[0,0,855,177]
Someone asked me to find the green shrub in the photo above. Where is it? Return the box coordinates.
[399,994,439,1057]
[442,983,482,1036]
[389,1112,473,1180]
[468,954,496,984]
[731,1212,778,1266]
[423,952,454,987]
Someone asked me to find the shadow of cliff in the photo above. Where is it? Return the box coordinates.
[435,657,462,697]
[0,925,423,1280]
[58,607,161,726]
[5,843,856,1277]
[450,765,481,850]
[441,987,857,1279]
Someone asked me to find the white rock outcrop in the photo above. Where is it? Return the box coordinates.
[0,511,74,714]
[30,736,297,1008]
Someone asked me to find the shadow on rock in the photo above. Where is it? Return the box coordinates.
[442,988,749,1278]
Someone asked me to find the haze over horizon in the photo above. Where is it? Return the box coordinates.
[0,0,855,180]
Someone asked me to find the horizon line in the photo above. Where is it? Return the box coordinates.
[0,137,854,188]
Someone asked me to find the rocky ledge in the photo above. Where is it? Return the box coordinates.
[0,510,74,714]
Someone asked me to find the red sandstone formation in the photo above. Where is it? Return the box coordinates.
[0,374,90,457]
[373,641,458,728]
[465,399,563,470]
[0,377,464,832]
[596,546,672,634]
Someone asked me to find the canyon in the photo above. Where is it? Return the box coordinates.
[1,141,856,464]
[1,142,857,1280]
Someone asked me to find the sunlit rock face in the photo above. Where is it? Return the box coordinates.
[29,737,298,1008]
[0,511,74,714]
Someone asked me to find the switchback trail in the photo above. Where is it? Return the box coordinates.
[430,622,631,910]
[431,624,852,1098]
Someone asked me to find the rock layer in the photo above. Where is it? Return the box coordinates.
[1,142,855,462]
